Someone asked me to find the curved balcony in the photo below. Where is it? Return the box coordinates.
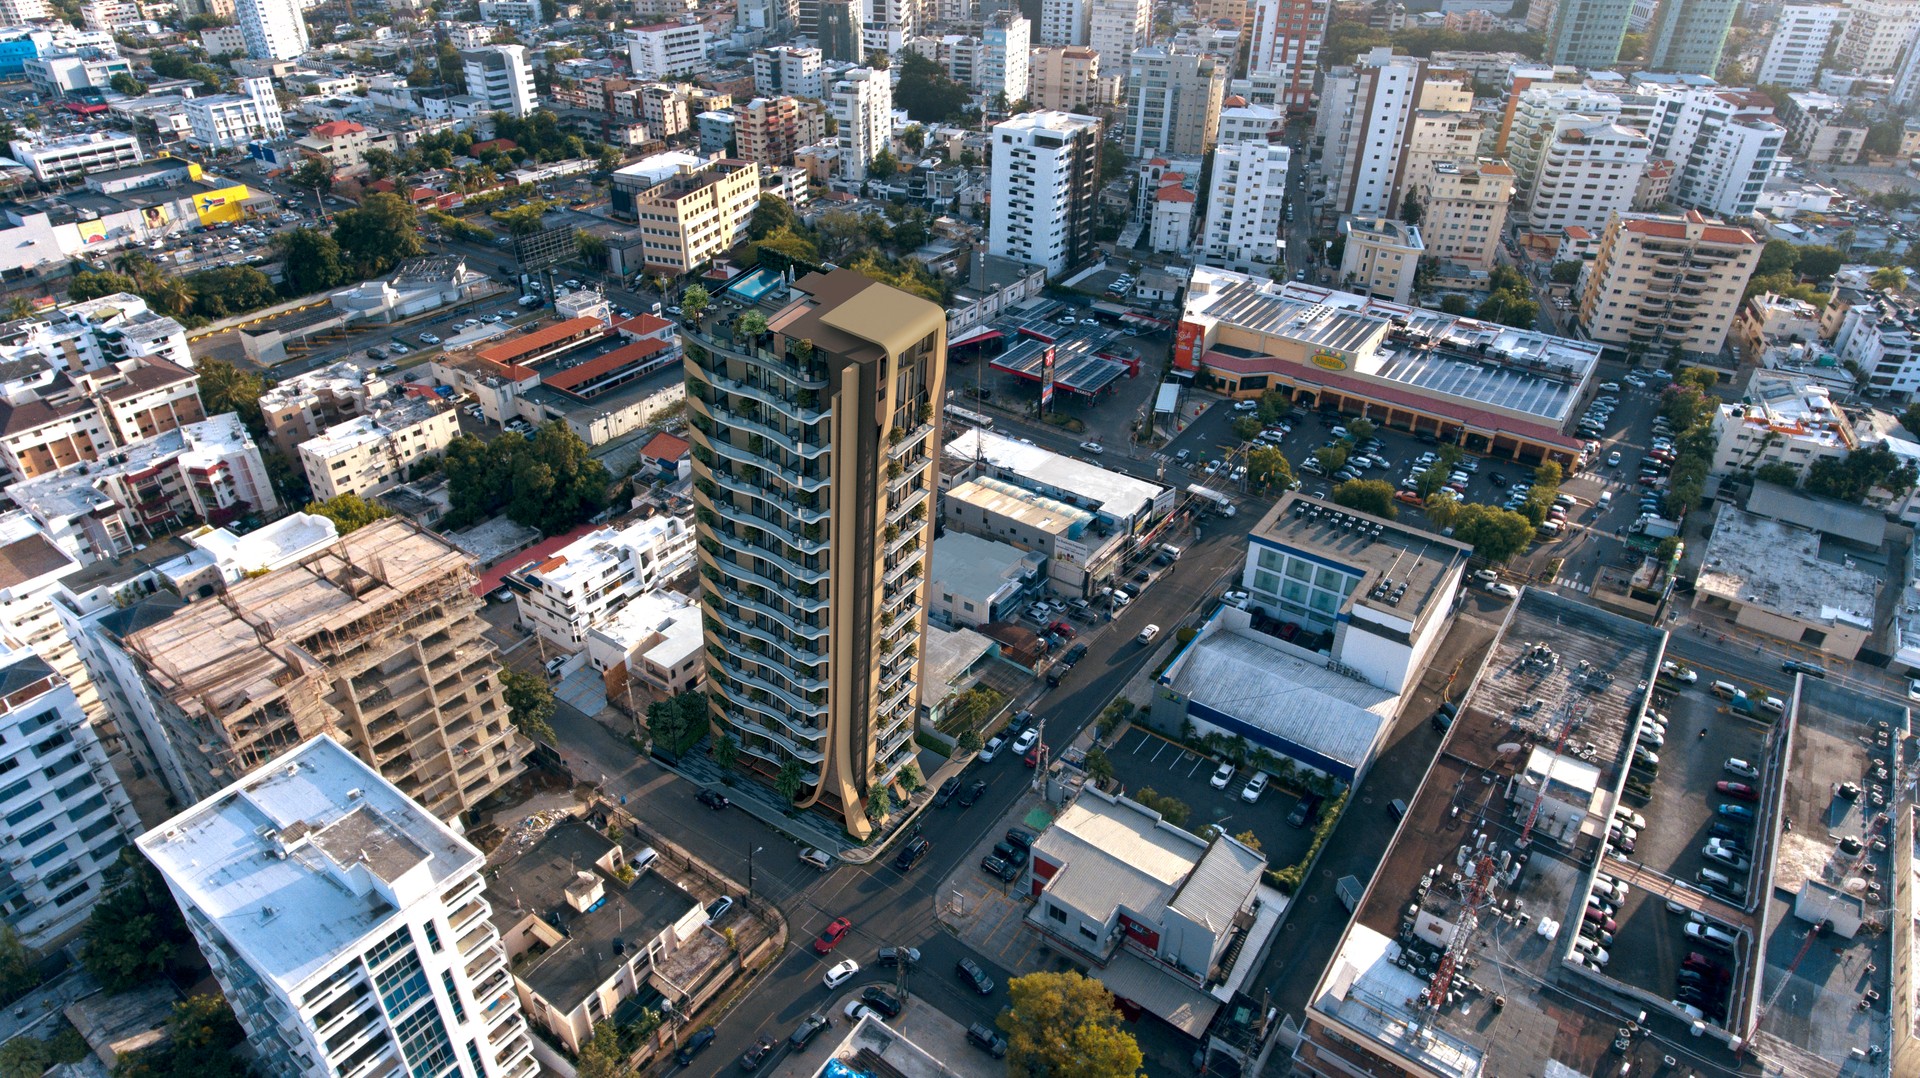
[714,625,828,685]
[723,710,827,765]
[887,422,933,460]
[723,651,829,697]
[709,467,828,524]
[883,544,925,587]
[886,485,929,527]
[707,401,830,460]
[721,528,829,585]
[881,679,915,716]
[685,327,829,389]
[734,733,822,782]
[711,551,825,611]
[713,604,827,666]
[713,580,828,633]
[886,462,923,492]
[711,438,830,493]
[696,367,831,424]
[714,663,828,721]
[712,496,827,556]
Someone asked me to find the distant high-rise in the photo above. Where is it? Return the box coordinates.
[1545,0,1632,66]
[1246,0,1326,111]
[140,736,536,1078]
[462,45,536,117]
[1124,47,1225,157]
[983,11,1031,103]
[1039,0,1089,45]
[829,66,891,179]
[1836,0,1920,73]
[235,0,307,60]
[1088,0,1149,71]
[686,269,946,838]
[1759,4,1848,87]
[819,0,859,60]
[1646,0,1738,74]
[989,110,1102,275]
[1317,48,1426,221]
[1199,141,1290,271]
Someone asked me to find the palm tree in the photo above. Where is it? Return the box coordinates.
[3,296,32,320]
[111,252,155,280]
[145,276,193,319]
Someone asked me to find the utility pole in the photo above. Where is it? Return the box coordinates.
[747,844,762,898]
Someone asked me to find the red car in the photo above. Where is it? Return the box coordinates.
[1716,781,1758,801]
[1048,620,1077,640]
[1583,908,1617,931]
[1024,744,1042,767]
[813,917,853,954]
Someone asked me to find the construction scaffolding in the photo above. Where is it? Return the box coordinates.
[122,518,529,819]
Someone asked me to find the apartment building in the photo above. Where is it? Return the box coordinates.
[1761,4,1848,88]
[583,589,703,695]
[461,45,535,118]
[1575,210,1766,355]
[1420,159,1513,271]
[139,735,536,1078]
[502,515,695,649]
[1218,99,1284,144]
[1394,80,1481,215]
[626,159,760,274]
[235,0,306,60]
[735,95,825,169]
[1031,46,1107,112]
[1088,0,1149,71]
[1709,373,1855,475]
[255,362,390,459]
[1150,183,1197,253]
[9,130,140,182]
[1829,289,1920,395]
[982,10,1030,104]
[80,0,143,30]
[1545,0,1632,65]
[1836,0,1920,72]
[298,398,460,501]
[1781,91,1869,164]
[752,45,823,98]
[988,110,1101,276]
[1503,83,1623,202]
[1524,115,1649,235]
[1646,0,1737,75]
[685,268,945,836]
[627,23,709,79]
[185,76,286,148]
[1199,140,1290,272]
[1644,86,1784,219]
[1245,0,1327,111]
[860,0,916,55]
[818,0,858,60]
[295,121,398,176]
[1339,218,1424,304]
[100,517,527,814]
[829,66,891,181]
[1124,47,1224,158]
[1039,0,1089,46]
[1318,48,1429,220]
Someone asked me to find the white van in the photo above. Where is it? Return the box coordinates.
[1597,491,1612,510]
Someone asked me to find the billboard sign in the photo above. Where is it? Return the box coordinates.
[1040,345,1056,410]
[1173,321,1203,370]
[512,223,577,272]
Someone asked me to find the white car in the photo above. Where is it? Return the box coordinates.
[1483,581,1520,600]
[1137,624,1160,644]
[1210,762,1235,789]
[1079,441,1105,455]
[1222,589,1250,607]
[1241,772,1269,803]
[979,735,1004,762]
[843,1001,881,1022]
[1724,758,1759,779]
[823,959,860,989]
[1011,728,1039,755]
[1598,381,1621,392]
[1233,400,1259,412]
[1661,661,1698,684]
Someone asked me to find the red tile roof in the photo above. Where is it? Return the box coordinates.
[1563,225,1592,239]
[469,138,518,155]
[477,317,605,366]
[639,432,690,462]
[1156,186,1196,203]
[541,338,670,392]
[310,121,364,138]
[616,312,673,336]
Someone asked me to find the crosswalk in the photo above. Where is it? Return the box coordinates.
[1557,579,1592,595]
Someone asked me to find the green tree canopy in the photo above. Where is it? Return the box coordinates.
[1332,478,1397,517]
[78,847,189,992]
[1804,445,1918,502]
[441,424,610,533]
[893,51,973,122]
[1450,503,1537,562]
[645,691,709,755]
[305,493,393,534]
[332,192,424,277]
[195,359,268,438]
[109,72,143,96]
[67,270,139,302]
[115,995,248,1078]
[575,1022,623,1078]
[290,157,333,193]
[1550,261,1582,284]
[275,228,350,295]
[747,193,797,239]
[500,666,555,743]
[999,971,1144,1078]
[186,266,277,319]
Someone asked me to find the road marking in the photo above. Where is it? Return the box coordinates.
[1149,740,1169,762]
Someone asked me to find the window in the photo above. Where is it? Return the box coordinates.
[1047,904,1067,924]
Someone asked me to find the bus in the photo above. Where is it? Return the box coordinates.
[944,403,995,430]
[1186,484,1236,517]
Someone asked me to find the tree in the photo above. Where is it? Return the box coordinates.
[290,157,334,194]
[574,228,607,263]
[1348,417,1376,442]
[775,760,807,802]
[1619,31,1646,60]
[681,283,710,321]
[332,192,424,277]
[1795,244,1844,282]
[1901,403,1920,441]
[305,493,393,534]
[67,270,139,302]
[1313,445,1348,472]
[737,310,769,339]
[79,847,189,992]
[441,424,609,533]
[1755,461,1800,486]
[501,667,556,742]
[865,785,891,822]
[1438,293,1471,314]
[1450,503,1537,562]
[1332,479,1397,517]
[1872,265,1908,291]
[1423,489,1462,529]
[1101,140,1128,184]
[747,193,797,240]
[193,359,268,437]
[0,924,37,1006]
[999,971,1144,1078]
[1550,261,1582,284]
[1756,238,1799,277]
[1232,416,1263,442]
[896,761,923,792]
[1534,460,1563,489]
[186,266,278,318]
[1804,444,1918,502]
[1233,828,1263,852]
[575,1022,623,1078]
[1246,445,1294,491]
[957,729,983,752]
[868,146,898,180]
[114,995,248,1078]
[491,202,549,236]
[1132,787,1189,825]
[644,691,708,755]
[1475,268,1540,328]
[362,147,396,179]
[1400,190,1423,225]
[900,124,926,154]
[1,1027,86,1078]
[109,72,144,96]
[713,732,739,773]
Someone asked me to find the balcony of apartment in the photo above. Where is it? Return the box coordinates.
[886,420,933,461]
[309,985,376,1043]
[319,1002,386,1062]
[709,437,830,494]
[369,729,410,764]
[718,527,828,586]
[717,657,827,713]
[702,494,826,557]
[880,678,915,718]
[885,484,929,529]
[696,472,828,531]
[464,944,506,986]
[690,366,830,426]
[885,457,923,493]
[694,401,828,461]
[882,544,925,588]
[710,550,821,612]
[491,1031,535,1075]
[734,727,824,779]
[711,602,827,665]
[880,626,917,669]
[710,578,828,635]
[335,1036,399,1078]
[724,709,827,765]
[442,875,485,912]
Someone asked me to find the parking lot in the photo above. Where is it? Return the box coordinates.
[1594,675,1774,1022]
[1105,727,1316,870]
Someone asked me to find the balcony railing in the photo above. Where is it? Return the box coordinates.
[724,710,827,764]
[684,327,828,387]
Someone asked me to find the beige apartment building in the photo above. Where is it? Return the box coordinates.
[108,517,529,818]
[629,159,761,274]
[1339,218,1424,304]
[1420,159,1514,271]
[298,397,461,499]
[685,268,946,837]
[1031,46,1110,113]
[735,95,827,169]
[1575,210,1766,355]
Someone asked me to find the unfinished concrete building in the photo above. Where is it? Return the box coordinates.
[108,517,528,820]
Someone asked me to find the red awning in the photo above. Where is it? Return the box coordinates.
[952,328,1004,347]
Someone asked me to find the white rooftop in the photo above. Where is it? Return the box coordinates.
[945,428,1168,522]
[507,515,690,594]
[7,413,258,522]
[299,397,446,458]
[586,588,702,670]
[1316,924,1486,1078]
[137,735,481,994]
[930,531,1036,603]
[1032,790,1207,923]
[1695,501,1880,630]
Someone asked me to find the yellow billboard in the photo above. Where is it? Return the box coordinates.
[193,183,250,227]
[77,220,106,245]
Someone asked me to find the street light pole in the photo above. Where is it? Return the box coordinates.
[747,844,762,898]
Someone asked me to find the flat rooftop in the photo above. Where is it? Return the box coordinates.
[1306,589,1673,1078]
[929,531,1035,604]
[1031,791,1209,926]
[1694,502,1881,633]
[943,476,1093,537]
[944,428,1169,523]
[1255,493,1474,624]
[137,735,480,993]
[8,414,257,523]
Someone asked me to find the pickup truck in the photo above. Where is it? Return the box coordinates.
[799,847,834,871]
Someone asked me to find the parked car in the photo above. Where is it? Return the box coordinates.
[1012,728,1039,756]
[893,837,932,872]
[1724,758,1759,779]
[1241,772,1269,803]
[956,957,995,995]
[876,946,920,967]
[958,779,988,808]
[675,1027,715,1066]
[822,958,860,988]
[738,1036,777,1070]
[932,778,961,807]
[1210,762,1235,789]
[967,1023,1009,1058]
[696,788,730,810]
[979,736,1004,762]
[861,987,903,1017]
[788,1013,831,1048]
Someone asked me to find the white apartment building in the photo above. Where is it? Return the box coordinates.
[582,589,704,694]
[185,77,286,148]
[0,510,115,757]
[1894,31,1920,107]
[1395,83,1480,214]
[1218,101,1284,145]
[1088,0,1149,72]
[1644,86,1784,220]
[139,736,538,1078]
[1709,374,1855,475]
[235,0,307,60]
[0,639,136,950]
[1760,5,1849,88]
[625,160,760,272]
[753,44,823,98]
[1575,210,1765,355]
[982,11,1029,104]
[1421,159,1514,271]
[1039,0,1089,46]
[1504,83,1623,201]
[1525,115,1649,234]
[1319,48,1427,220]
[1199,140,1290,271]
[298,398,460,500]
[1125,47,1224,158]
[830,66,892,179]
[627,23,709,79]
[1339,217,1424,303]
[1246,0,1327,111]
[503,515,695,649]
[81,0,143,30]
[1837,0,1920,72]
[477,0,540,21]
[989,110,1102,276]
[9,130,140,182]
[1831,293,1920,396]
[461,45,534,118]
[200,23,245,53]
[1150,183,1197,252]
